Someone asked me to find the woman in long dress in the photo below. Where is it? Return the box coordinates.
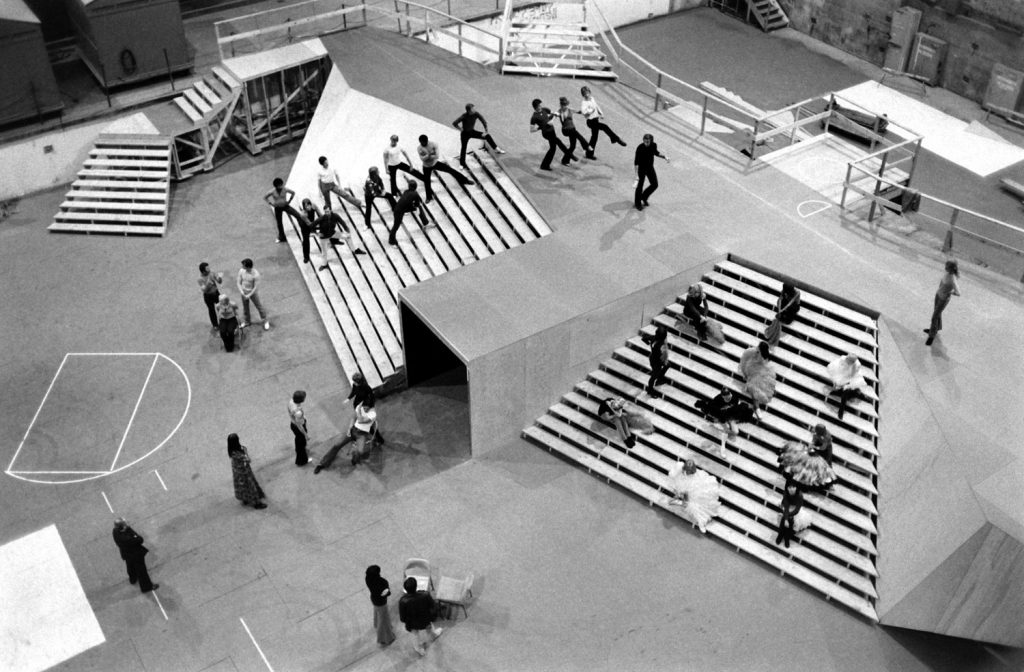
[738,341,776,414]
[778,424,837,490]
[668,459,721,533]
[228,433,266,509]
[365,565,396,646]
[826,353,868,420]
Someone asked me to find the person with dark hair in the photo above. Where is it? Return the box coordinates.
[348,372,385,445]
[633,133,668,210]
[642,326,669,395]
[399,576,443,656]
[530,98,575,170]
[776,282,801,325]
[365,565,396,646]
[778,424,837,491]
[317,155,364,213]
[237,258,270,331]
[289,390,310,466]
[263,177,304,243]
[683,284,710,341]
[578,85,627,153]
[363,166,396,228]
[383,135,424,197]
[826,353,868,420]
[695,386,756,453]
[775,480,804,548]
[388,181,428,246]
[228,433,266,509]
[215,294,240,352]
[298,198,321,264]
[598,397,636,449]
[738,341,776,417]
[112,518,158,593]
[197,262,223,332]
[314,396,379,473]
[453,103,505,166]
[557,96,592,160]
[925,259,961,346]
[417,134,474,203]
[314,204,365,270]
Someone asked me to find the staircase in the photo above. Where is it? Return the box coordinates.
[502,2,615,79]
[283,150,553,390]
[169,65,243,178]
[49,135,172,236]
[747,0,789,32]
[523,257,880,620]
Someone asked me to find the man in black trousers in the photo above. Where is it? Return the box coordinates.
[363,166,395,228]
[634,133,668,210]
[388,181,428,245]
[417,134,474,203]
[530,98,575,170]
[642,326,669,395]
[112,518,158,593]
[453,103,505,166]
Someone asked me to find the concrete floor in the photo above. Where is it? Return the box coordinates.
[2,6,1024,672]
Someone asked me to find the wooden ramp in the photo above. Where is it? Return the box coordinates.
[523,257,881,621]
[49,134,172,236]
[502,1,615,80]
[284,149,552,391]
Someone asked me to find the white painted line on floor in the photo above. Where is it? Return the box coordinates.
[240,617,275,672]
[66,352,160,357]
[100,492,114,514]
[151,590,168,620]
[6,354,69,472]
[153,469,167,491]
[109,354,159,471]
[798,200,832,218]
[8,470,111,475]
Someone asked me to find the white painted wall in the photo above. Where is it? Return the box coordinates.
[0,119,112,201]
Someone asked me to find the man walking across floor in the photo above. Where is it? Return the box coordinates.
[263,177,305,243]
[452,103,505,166]
[388,181,428,246]
[383,135,424,197]
[197,262,223,333]
[289,390,310,466]
[237,258,270,331]
[399,576,443,656]
[417,134,474,203]
[634,133,668,211]
[364,166,396,228]
[317,155,364,215]
[530,98,575,170]
[112,518,159,593]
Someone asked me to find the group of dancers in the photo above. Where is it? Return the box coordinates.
[598,277,873,547]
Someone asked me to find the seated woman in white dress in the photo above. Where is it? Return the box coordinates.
[667,459,721,533]
[778,424,837,491]
[738,341,776,417]
[826,353,868,420]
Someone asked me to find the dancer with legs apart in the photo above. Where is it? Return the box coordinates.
[530,98,575,170]
[453,103,504,166]
[383,135,424,197]
[578,85,626,155]
[417,134,473,203]
[558,96,592,160]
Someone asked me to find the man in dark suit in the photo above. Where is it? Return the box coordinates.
[112,518,158,593]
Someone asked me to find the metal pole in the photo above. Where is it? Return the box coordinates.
[907,138,922,187]
[458,23,463,57]
[654,73,663,112]
[100,62,111,108]
[868,150,889,222]
[750,119,760,160]
[163,48,175,91]
[700,96,708,136]
[343,3,347,30]
[942,210,958,253]
[840,163,852,209]
[824,94,834,136]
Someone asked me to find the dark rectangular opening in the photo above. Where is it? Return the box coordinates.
[401,302,466,388]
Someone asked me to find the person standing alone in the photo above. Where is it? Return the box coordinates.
[634,133,668,211]
[197,262,223,332]
[925,259,961,346]
[289,390,310,466]
[366,565,396,646]
[112,518,158,593]
[263,177,304,243]
[237,258,270,331]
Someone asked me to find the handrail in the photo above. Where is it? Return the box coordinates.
[849,135,922,164]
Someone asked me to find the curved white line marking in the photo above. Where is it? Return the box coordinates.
[5,353,192,485]
[798,200,832,218]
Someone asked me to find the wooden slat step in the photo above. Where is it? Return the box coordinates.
[473,151,552,237]
[95,134,171,147]
[83,158,169,170]
[432,180,491,263]
[48,222,164,235]
[504,56,612,69]
[72,179,168,192]
[174,96,203,124]
[452,175,522,251]
[463,157,533,244]
[501,65,618,79]
[193,80,222,107]
[61,200,165,213]
[445,183,506,255]
[506,43,605,57]
[212,65,241,90]
[54,211,166,225]
[184,88,212,115]
[66,190,168,202]
[78,169,168,180]
[89,147,170,159]
[508,25,591,38]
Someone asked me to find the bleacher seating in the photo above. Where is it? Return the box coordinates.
[283,149,552,390]
[49,135,172,236]
[522,258,880,621]
[501,2,615,80]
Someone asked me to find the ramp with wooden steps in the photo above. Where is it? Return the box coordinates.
[49,135,172,236]
[502,2,615,79]
[283,150,553,390]
[749,0,789,32]
[168,66,244,178]
[523,257,880,621]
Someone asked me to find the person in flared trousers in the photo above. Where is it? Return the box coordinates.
[365,565,396,646]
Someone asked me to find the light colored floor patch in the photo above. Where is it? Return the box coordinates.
[0,525,105,672]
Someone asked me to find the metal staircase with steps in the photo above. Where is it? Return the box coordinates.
[709,0,789,32]
[168,65,244,179]
[49,135,172,236]
[523,257,880,620]
[501,1,615,79]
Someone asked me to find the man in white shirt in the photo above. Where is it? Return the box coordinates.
[317,156,364,213]
[416,134,474,203]
[383,135,425,198]
[236,258,270,330]
[313,396,379,473]
[578,85,627,155]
